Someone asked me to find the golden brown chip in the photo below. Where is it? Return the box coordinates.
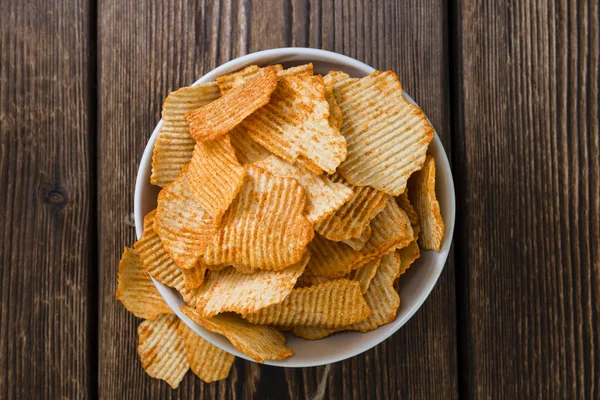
[305,199,414,278]
[342,225,372,251]
[181,307,292,363]
[155,167,217,270]
[407,155,445,251]
[314,174,387,241]
[351,252,401,332]
[191,252,309,318]
[134,210,186,292]
[253,155,353,223]
[186,67,278,141]
[396,190,421,238]
[151,82,221,187]
[186,135,246,222]
[242,279,370,329]
[137,315,189,389]
[181,263,207,290]
[230,127,271,165]
[115,247,173,320]
[177,321,234,382]
[291,326,336,341]
[332,70,435,195]
[294,273,331,288]
[217,63,313,95]
[203,165,314,270]
[239,75,347,174]
[323,73,343,131]
[397,239,421,277]
[347,256,381,294]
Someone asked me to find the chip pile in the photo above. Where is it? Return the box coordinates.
[116,62,446,387]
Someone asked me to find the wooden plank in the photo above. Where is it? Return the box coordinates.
[98,1,456,398]
[453,0,599,397]
[0,1,95,399]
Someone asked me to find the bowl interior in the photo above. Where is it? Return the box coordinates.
[134,48,455,367]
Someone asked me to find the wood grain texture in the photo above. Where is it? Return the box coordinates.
[0,1,94,398]
[98,0,456,398]
[453,0,600,398]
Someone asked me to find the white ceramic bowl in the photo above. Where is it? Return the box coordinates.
[134,48,455,368]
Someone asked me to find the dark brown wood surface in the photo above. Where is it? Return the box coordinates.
[453,0,600,398]
[1,0,598,398]
[0,1,95,399]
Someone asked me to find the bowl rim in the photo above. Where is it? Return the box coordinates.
[134,47,456,367]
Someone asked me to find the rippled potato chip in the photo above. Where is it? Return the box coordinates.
[351,252,401,332]
[408,155,445,251]
[240,75,347,174]
[116,247,173,320]
[254,155,353,223]
[332,70,434,195]
[191,252,309,317]
[155,168,217,270]
[315,174,387,241]
[181,307,292,363]
[230,127,271,165]
[138,315,189,389]
[186,67,278,141]
[342,225,372,251]
[294,273,331,288]
[291,326,336,341]
[203,165,314,270]
[324,73,343,131]
[187,135,246,222]
[396,190,420,238]
[134,210,186,292]
[217,63,313,95]
[177,321,234,382]
[347,256,381,294]
[151,82,221,187]
[397,239,421,277]
[181,263,207,290]
[305,198,413,278]
[242,279,370,329]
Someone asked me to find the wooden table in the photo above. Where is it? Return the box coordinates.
[1,1,598,398]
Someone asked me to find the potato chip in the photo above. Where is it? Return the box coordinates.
[203,165,314,270]
[314,174,387,241]
[230,127,271,165]
[181,263,207,290]
[253,155,353,223]
[187,135,246,221]
[181,307,292,363]
[242,279,370,329]
[351,252,400,332]
[191,252,309,317]
[186,67,278,141]
[291,326,336,341]
[137,314,189,389]
[332,70,434,195]
[305,199,413,278]
[134,210,186,292]
[151,82,221,187]
[177,321,234,382]
[397,239,421,277]
[342,225,372,251]
[115,247,173,320]
[294,273,331,288]
[323,73,343,131]
[217,63,313,95]
[155,167,217,270]
[396,190,420,238]
[240,75,347,174]
[347,256,381,294]
[407,155,445,251]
